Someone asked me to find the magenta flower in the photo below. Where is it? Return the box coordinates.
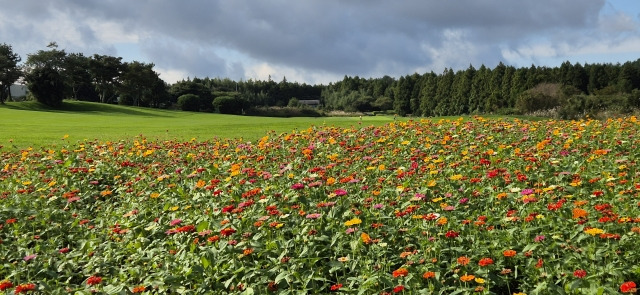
[170,219,182,226]
[334,188,347,196]
[291,183,305,190]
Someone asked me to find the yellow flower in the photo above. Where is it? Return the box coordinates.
[450,174,463,181]
[337,256,349,262]
[344,218,362,226]
[475,277,485,284]
[585,228,604,236]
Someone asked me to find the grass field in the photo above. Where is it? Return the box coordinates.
[0,101,398,151]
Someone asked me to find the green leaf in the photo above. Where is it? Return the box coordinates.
[275,271,290,283]
[196,221,209,232]
[102,284,123,294]
[201,256,210,269]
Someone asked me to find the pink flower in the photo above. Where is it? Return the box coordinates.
[334,189,347,196]
[23,254,37,262]
[306,213,322,219]
[169,219,182,226]
[291,183,305,190]
[534,235,546,242]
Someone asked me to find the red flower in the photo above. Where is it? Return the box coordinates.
[392,268,409,278]
[87,276,102,286]
[330,283,342,291]
[478,257,494,267]
[58,247,70,254]
[445,230,459,238]
[0,280,13,291]
[621,281,637,293]
[13,283,36,293]
[392,285,405,293]
[220,227,236,237]
[573,269,587,278]
[535,258,544,268]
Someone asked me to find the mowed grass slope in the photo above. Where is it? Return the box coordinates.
[0,101,396,150]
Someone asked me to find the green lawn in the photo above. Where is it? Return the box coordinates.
[0,101,398,151]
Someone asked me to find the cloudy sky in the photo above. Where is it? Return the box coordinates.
[1,0,639,85]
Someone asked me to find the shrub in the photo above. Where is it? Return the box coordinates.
[515,83,563,114]
[244,106,324,117]
[25,66,65,107]
[213,96,247,114]
[177,94,201,112]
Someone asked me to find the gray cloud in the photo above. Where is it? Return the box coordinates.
[1,0,638,84]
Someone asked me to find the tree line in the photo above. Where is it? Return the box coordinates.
[323,61,640,117]
[2,42,640,118]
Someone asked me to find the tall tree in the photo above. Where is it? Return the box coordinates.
[89,54,124,103]
[119,61,157,106]
[64,53,97,101]
[434,68,454,116]
[0,43,22,104]
[419,72,438,116]
[393,75,412,116]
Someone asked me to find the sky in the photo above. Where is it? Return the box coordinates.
[1,0,639,85]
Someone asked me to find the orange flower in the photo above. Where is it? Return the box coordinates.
[422,271,436,279]
[460,274,475,282]
[132,285,146,293]
[392,268,409,278]
[457,256,470,266]
[572,208,588,219]
[361,232,372,244]
[503,250,517,257]
[478,257,494,266]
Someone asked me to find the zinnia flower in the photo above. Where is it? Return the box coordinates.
[422,271,436,279]
[13,283,35,294]
[344,218,362,226]
[460,274,475,282]
[478,258,494,267]
[621,281,636,293]
[132,285,146,293]
[457,256,470,266]
[445,230,459,238]
[392,285,405,293]
[330,283,342,291]
[220,227,236,236]
[503,250,517,257]
[23,254,37,262]
[87,276,102,286]
[392,268,409,278]
[0,280,13,291]
[573,269,587,278]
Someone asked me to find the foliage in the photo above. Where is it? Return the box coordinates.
[177,94,201,112]
[0,43,22,104]
[25,65,65,107]
[213,96,247,115]
[1,117,640,294]
[244,106,324,117]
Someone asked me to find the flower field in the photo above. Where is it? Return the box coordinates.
[1,117,640,294]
